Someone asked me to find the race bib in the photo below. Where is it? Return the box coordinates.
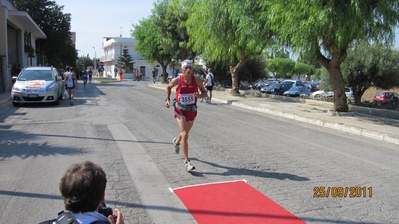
[179,93,195,105]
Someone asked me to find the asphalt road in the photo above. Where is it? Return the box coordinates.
[0,80,398,224]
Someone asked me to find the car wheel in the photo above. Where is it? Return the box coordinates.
[53,97,60,105]
[12,101,20,107]
[314,94,321,100]
[58,90,63,100]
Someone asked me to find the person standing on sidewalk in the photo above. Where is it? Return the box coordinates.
[203,68,215,104]
[134,69,140,81]
[165,59,208,172]
[151,67,157,83]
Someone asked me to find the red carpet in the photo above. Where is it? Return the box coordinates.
[171,180,305,224]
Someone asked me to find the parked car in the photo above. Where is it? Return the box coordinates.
[305,81,320,92]
[271,80,303,95]
[11,66,64,106]
[373,91,399,103]
[311,90,333,100]
[283,86,310,97]
[345,87,355,103]
[310,87,354,102]
[260,82,279,94]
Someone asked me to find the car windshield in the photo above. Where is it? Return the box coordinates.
[375,92,385,97]
[18,70,53,81]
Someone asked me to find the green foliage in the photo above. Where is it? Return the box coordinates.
[264,0,399,111]
[76,55,94,70]
[205,57,268,85]
[341,42,399,104]
[117,46,134,72]
[266,58,295,79]
[319,68,332,91]
[293,62,315,80]
[186,0,273,93]
[12,0,76,68]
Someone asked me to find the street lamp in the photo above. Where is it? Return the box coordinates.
[93,47,97,72]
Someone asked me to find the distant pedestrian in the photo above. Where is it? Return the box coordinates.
[63,66,78,105]
[119,70,124,81]
[134,69,140,82]
[203,68,215,104]
[152,68,157,83]
[88,69,93,83]
[165,59,207,172]
[114,67,118,78]
[82,68,88,87]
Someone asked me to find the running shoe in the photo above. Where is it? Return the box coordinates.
[184,161,196,172]
[70,100,73,105]
[173,137,180,154]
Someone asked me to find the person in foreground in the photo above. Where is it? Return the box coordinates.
[59,161,125,224]
[165,59,208,172]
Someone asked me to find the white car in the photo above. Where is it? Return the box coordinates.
[311,87,354,102]
[11,66,64,106]
[311,90,333,100]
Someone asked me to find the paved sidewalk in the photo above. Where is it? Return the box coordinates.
[150,83,399,146]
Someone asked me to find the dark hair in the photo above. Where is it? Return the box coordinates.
[59,161,107,213]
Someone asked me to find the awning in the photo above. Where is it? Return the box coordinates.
[7,10,47,39]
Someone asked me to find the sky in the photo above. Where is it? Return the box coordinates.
[56,0,398,59]
[55,0,157,59]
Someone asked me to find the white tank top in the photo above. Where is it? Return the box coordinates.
[66,72,74,87]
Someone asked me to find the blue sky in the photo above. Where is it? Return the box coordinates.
[55,0,157,58]
[56,0,398,59]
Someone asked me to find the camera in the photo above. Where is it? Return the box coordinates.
[98,202,113,217]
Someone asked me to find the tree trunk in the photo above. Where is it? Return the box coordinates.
[161,64,168,83]
[229,55,247,95]
[326,66,348,112]
[317,45,349,112]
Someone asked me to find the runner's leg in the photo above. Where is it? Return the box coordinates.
[175,117,194,162]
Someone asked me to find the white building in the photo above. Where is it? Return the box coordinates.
[101,37,165,80]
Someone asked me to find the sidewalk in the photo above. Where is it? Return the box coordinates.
[150,83,399,146]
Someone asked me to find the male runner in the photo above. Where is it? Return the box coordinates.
[165,59,207,172]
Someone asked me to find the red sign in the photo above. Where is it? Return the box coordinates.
[99,61,104,66]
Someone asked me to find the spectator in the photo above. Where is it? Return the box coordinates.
[59,161,124,224]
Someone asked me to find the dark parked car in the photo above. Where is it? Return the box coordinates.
[271,80,303,95]
[305,82,320,92]
[260,82,278,94]
[373,91,399,103]
[283,86,310,97]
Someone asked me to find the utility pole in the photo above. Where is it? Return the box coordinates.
[93,47,97,73]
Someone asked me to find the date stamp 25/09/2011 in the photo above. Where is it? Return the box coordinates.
[313,187,373,198]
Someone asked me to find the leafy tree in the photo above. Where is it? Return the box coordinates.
[133,0,193,82]
[341,42,399,105]
[205,57,268,86]
[265,0,399,111]
[133,14,172,83]
[266,58,295,79]
[293,62,314,81]
[12,0,76,68]
[187,0,272,94]
[76,55,94,70]
[117,45,134,72]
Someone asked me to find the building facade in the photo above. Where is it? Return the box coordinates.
[0,0,46,93]
[101,37,167,80]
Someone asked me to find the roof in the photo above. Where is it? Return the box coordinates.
[7,10,47,39]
